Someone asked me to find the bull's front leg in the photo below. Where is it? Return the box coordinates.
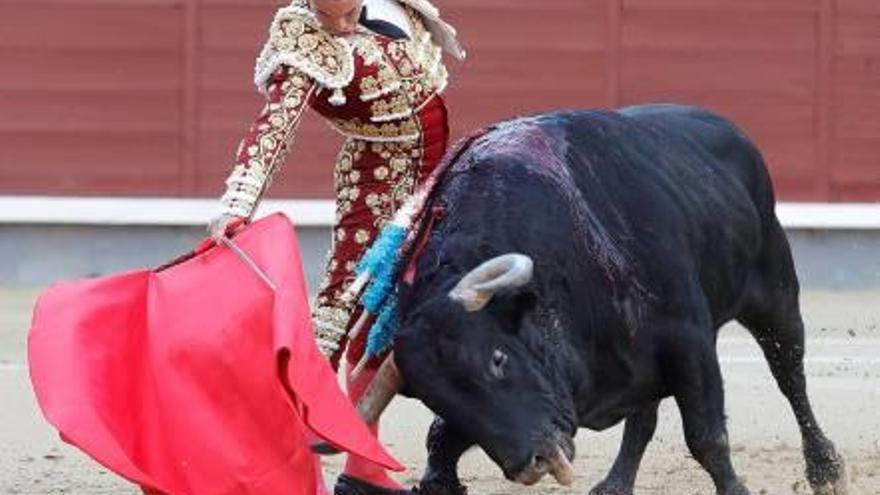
[417,416,474,495]
[589,401,660,495]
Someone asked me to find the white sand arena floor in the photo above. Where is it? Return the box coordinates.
[1,288,878,494]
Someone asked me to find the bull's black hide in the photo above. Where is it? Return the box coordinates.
[394,105,846,495]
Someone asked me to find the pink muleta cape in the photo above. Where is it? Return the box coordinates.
[28,213,402,495]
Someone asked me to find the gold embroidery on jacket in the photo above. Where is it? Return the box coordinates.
[221,70,313,218]
[254,2,355,93]
[329,117,421,142]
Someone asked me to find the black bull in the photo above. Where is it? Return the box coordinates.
[363,104,847,495]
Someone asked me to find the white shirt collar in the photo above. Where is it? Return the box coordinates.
[362,0,413,38]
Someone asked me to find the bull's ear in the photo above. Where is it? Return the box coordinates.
[511,289,537,314]
[489,288,537,332]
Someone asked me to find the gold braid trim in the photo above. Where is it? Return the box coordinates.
[221,71,315,219]
[312,304,353,357]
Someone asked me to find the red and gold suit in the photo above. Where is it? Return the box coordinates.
[220,0,462,365]
[218,4,462,489]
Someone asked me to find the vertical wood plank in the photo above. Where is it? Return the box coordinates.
[816,0,835,200]
[181,0,201,195]
[0,0,877,202]
[606,0,622,108]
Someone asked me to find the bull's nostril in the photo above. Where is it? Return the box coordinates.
[533,455,546,467]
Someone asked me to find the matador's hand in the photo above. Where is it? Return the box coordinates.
[207,213,247,242]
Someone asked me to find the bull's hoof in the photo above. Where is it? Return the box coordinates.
[334,475,415,495]
[812,480,849,495]
[719,482,751,495]
[415,480,468,495]
[811,471,849,495]
[806,445,848,495]
[588,478,632,495]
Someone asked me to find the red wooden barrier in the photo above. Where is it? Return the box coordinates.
[0,0,877,201]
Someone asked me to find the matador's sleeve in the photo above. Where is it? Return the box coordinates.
[220,67,317,219]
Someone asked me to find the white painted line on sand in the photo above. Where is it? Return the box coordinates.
[0,197,335,227]
[2,197,880,230]
[720,338,880,346]
[720,357,880,365]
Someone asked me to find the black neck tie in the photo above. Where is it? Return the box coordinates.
[359,5,409,40]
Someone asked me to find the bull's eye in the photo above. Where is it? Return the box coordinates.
[489,348,508,379]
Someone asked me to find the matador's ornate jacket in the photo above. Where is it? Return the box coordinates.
[218,0,464,368]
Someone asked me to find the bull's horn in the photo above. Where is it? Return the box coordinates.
[550,444,575,486]
[356,353,403,425]
[448,254,534,312]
